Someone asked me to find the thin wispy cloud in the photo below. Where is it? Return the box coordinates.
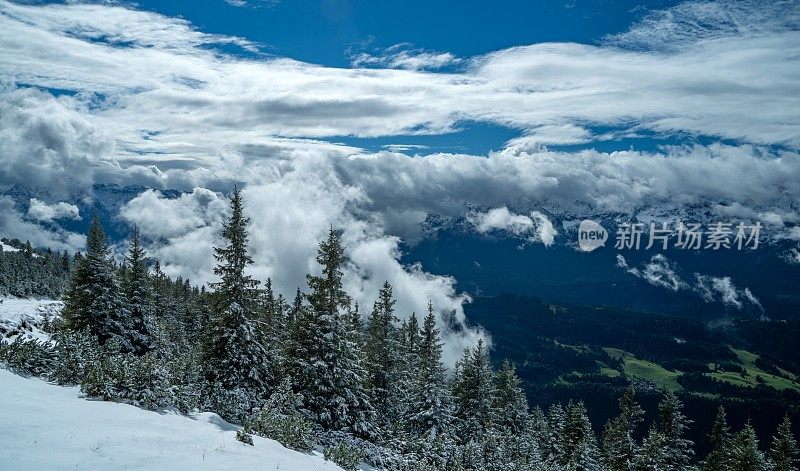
[351,43,461,70]
[616,254,764,310]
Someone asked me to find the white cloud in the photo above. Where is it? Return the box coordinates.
[0,196,85,252]
[616,254,688,291]
[121,165,489,366]
[616,253,763,310]
[224,0,279,8]
[694,274,757,309]
[605,0,799,52]
[27,198,80,222]
[121,188,228,240]
[782,247,800,264]
[1,0,798,149]
[468,207,557,246]
[503,124,593,152]
[352,44,461,70]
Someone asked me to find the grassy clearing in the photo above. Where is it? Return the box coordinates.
[707,349,800,392]
[602,348,682,392]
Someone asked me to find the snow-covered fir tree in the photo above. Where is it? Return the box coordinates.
[290,228,374,437]
[119,227,152,354]
[201,189,277,420]
[491,360,534,469]
[703,405,732,471]
[62,214,134,352]
[770,415,799,471]
[364,281,400,434]
[635,392,693,471]
[559,401,604,471]
[729,421,770,471]
[603,386,644,471]
[452,339,495,446]
[407,303,454,465]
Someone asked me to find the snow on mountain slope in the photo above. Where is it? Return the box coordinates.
[0,298,62,344]
[1,242,20,252]
[0,368,346,471]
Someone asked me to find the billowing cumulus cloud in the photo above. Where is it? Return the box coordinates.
[27,198,80,222]
[0,196,85,252]
[121,172,487,365]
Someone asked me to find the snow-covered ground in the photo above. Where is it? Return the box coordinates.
[0,297,62,344]
[0,298,361,470]
[1,242,20,252]
[0,368,346,470]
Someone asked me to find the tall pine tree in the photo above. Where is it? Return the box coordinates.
[408,302,453,461]
[452,339,495,444]
[120,227,152,354]
[201,189,275,419]
[730,421,770,471]
[364,281,398,432]
[603,386,644,471]
[770,415,798,471]
[703,405,732,471]
[63,214,129,351]
[290,228,374,436]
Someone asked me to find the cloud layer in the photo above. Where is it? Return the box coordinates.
[1,0,798,356]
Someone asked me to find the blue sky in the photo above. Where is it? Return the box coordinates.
[134,0,676,67]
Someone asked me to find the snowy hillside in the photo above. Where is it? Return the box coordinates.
[0,298,348,471]
[0,298,62,344]
[0,368,346,471]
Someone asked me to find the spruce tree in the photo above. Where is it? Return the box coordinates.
[657,392,694,470]
[730,421,770,471]
[291,228,374,436]
[211,188,259,308]
[770,415,798,471]
[492,360,532,469]
[603,386,644,471]
[704,405,732,471]
[492,360,529,436]
[408,302,453,454]
[201,189,275,419]
[546,402,567,464]
[396,311,423,427]
[364,281,398,431]
[452,339,495,444]
[62,214,128,351]
[560,401,603,470]
[120,227,152,354]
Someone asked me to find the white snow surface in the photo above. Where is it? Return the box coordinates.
[0,297,62,344]
[0,368,347,470]
[1,242,20,252]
